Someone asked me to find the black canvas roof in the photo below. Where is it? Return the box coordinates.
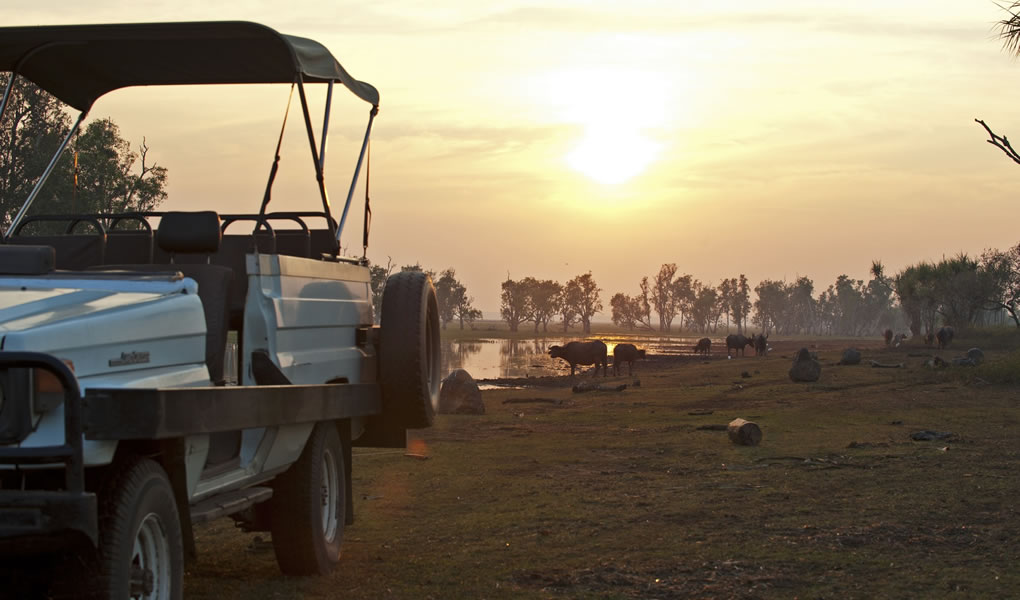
[0,21,380,111]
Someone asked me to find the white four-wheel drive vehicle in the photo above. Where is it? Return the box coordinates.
[0,21,440,599]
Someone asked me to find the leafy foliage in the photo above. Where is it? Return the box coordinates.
[0,75,167,230]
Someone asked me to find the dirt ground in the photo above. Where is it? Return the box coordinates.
[185,334,1020,599]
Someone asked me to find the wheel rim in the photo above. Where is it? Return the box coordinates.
[131,512,171,600]
[320,448,339,543]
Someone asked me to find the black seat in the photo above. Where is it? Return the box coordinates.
[130,211,234,384]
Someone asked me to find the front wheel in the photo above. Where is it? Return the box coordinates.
[95,457,184,600]
[269,422,346,575]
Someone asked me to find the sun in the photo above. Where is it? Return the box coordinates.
[565,125,661,185]
[531,66,668,185]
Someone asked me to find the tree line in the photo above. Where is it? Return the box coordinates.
[379,241,1020,337]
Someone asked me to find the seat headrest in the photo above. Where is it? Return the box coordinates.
[157,211,221,254]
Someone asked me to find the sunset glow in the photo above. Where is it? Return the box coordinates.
[2,1,1018,314]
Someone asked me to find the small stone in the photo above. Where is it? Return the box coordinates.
[839,348,862,365]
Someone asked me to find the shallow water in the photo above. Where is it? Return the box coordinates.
[440,334,730,381]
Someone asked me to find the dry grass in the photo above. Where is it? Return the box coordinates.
[185,334,1020,599]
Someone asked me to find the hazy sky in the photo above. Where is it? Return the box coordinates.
[5,1,1020,314]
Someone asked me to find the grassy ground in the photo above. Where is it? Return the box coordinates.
[185,333,1020,599]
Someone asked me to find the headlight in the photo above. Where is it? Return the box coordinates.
[32,360,73,415]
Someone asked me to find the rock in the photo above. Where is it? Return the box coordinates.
[839,348,862,365]
[966,348,984,364]
[869,360,904,369]
[951,357,977,367]
[788,347,821,382]
[438,369,484,415]
[741,371,751,378]
[633,379,641,387]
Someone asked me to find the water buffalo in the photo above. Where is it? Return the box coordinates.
[549,340,608,377]
[725,334,753,357]
[754,333,768,357]
[612,343,646,376]
[936,326,954,350]
[693,337,711,356]
[892,332,908,348]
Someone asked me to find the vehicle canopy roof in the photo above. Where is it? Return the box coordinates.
[0,20,379,111]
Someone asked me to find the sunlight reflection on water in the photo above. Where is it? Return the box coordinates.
[440,334,724,382]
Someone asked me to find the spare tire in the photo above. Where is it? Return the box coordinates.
[379,270,441,428]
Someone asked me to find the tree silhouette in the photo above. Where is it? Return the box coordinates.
[565,272,602,334]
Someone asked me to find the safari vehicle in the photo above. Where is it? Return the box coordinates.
[0,22,440,598]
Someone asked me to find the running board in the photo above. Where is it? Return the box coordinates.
[190,486,273,524]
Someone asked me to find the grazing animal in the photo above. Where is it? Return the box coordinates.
[754,333,768,357]
[892,332,907,348]
[936,326,954,350]
[693,337,711,356]
[725,334,753,357]
[549,340,608,377]
[884,329,893,346]
[612,343,646,376]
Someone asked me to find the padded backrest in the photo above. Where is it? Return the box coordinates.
[9,234,106,270]
[0,245,55,275]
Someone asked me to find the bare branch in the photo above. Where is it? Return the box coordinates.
[122,136,160,206]
[976,118,1020,165]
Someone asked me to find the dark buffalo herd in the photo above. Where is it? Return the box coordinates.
[548,332,789,380]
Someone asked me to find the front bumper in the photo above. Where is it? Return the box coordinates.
[0,490,97,554]
[0,352,97,549]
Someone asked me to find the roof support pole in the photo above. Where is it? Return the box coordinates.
[5,111,86,241]
[0,72,16,124]
[319,80,334,172]
[336,106,378,248]
[297,78,336,251]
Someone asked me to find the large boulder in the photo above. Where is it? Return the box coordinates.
[438,369,485,415]
[966,348,984,365]
[839,348,862,365]
[789,347,821,382]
